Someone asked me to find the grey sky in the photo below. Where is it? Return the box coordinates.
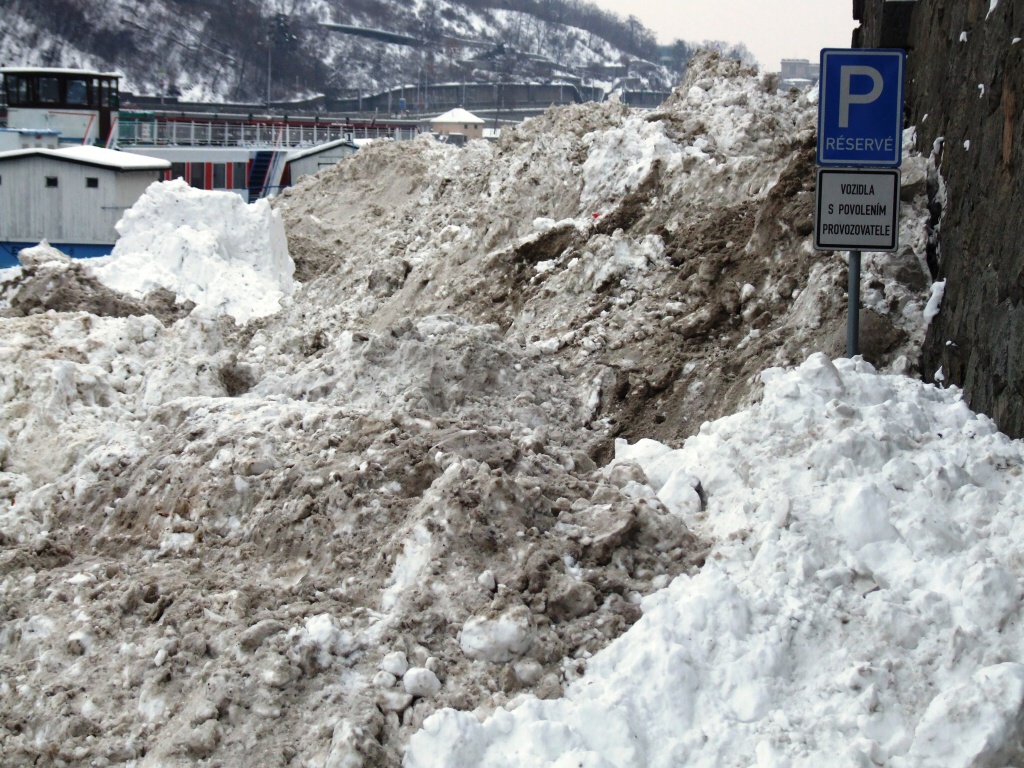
[589,1,856,72]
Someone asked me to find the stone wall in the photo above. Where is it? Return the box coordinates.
[858,0,1024,436]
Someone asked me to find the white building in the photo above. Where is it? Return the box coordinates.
[429,108,486,142]
[0,145,169,265]
[284,137,359,184]
[779,59,821,90]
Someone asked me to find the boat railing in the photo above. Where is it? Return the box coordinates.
[117,117,419,147]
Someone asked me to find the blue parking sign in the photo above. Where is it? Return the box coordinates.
[818,49,905,167]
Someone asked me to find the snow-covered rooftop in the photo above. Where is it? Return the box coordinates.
[0,145,170,171]
[0,66,120,78]
[431,108,486,125]
[286,137,358,162]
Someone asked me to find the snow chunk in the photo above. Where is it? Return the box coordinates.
[580,118,681,211]
[686,85,709,105]
[381,651,410,677]
[381,524,433,611]
[305,613,340,647]
[404,667,442,698]
[909,663,1024,766]
[923,279,946,323]
[612,437,671,468]
[295,613,355,665]
[460,606,534,663]
[17,241,72,270]
[833,482,899,550]
[90,179,295,324]
[657,468,703,519]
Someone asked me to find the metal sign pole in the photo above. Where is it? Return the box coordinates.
[848,250,861,357]
[815,48,906,360]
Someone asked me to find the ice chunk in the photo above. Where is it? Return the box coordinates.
[90,179,294,324]
[460,606,534,663]
[833,483,899,550]
[381,650,409,677]
[404,667,442,698]
[909,663,1024,766]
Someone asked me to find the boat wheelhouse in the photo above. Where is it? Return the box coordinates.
[0,67,120,150]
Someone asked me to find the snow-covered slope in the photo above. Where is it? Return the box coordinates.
[0,0,673,103]
[0,55,975,767]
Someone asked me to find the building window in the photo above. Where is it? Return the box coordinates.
[45,176,58,188]
[189,162,205,189]
[39,77,60,104]
[67,79,89,106]
[232,162,248,189]
[86,177,99,188]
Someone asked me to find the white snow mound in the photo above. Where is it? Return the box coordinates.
[90,179,295,323]
[407,353,1024,768]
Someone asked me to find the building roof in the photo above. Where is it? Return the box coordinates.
[430,108,485,125]
[286,137,358,162]
[0,145,170,171]
[0,67,121,78]
[0,128,61,136]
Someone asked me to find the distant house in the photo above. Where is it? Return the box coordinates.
[284,137,359,184]
[780,59,821,90]
[429,108,486,142]
[0,145,169,265]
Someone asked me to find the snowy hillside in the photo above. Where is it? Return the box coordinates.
[0,0,676,103]
[0,54,1006,768]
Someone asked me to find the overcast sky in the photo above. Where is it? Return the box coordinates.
[589,0,856,72]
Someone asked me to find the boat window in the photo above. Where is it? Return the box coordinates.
[39,78,60,104]
[170,163,186,181]
[4,75,29,107]
[212,163,226,189]
[86,177,99,189]
[45,176,58,188]
[189,163,205,188]
[67,79,89,106]
[232,162,248,189]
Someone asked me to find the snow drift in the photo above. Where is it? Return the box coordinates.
[0,53,976,767]
[90,179,295,324]
[408,354,1024,767]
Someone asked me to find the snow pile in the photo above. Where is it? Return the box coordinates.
[407,354,1024,767]
[280,52,935,448]
[0,56,948,767]
[90,179,295,323]
[15,241,74,270]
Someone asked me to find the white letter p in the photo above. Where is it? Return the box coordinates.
[839,65,884,128]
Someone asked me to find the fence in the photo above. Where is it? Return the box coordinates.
[117,118,418,147]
